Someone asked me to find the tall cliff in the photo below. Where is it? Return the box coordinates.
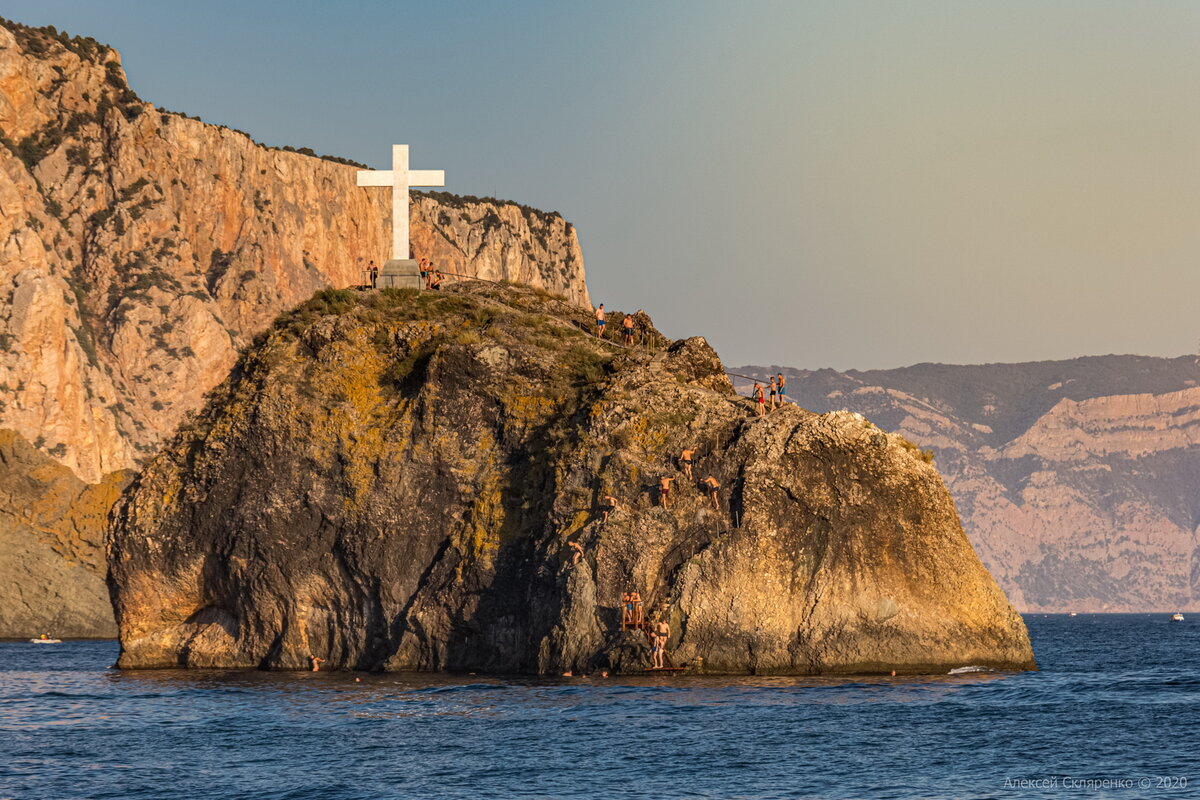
[0,19,590,487]
[736,356,1200,612]
[108,283,1034,674]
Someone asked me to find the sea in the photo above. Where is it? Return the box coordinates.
[1,614,1196,800]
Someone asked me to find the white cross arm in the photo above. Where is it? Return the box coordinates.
[356,170,446,188]
[409,170,445,187]
[357,170,392,187]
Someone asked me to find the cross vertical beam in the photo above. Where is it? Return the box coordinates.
[391,144,409,261]
[356,144,445,264]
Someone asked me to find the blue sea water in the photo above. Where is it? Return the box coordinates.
[1,615,1197,800]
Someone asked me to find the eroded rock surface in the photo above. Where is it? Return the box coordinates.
[108,284,1034,674]
[0,429,127,636]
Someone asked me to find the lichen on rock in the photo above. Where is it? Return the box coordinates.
[108,283,1035,674]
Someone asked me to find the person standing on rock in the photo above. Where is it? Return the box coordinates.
[368,260,379,288]
[630,591,644,628]
[769,377,778,411]
[702,475,721,511]
[309,655,325,672]
[622,314,635,346]
[753,383,766,417]
[652,618,671,669]
[776,372,787,405]
[595,304,606,339]
[659,475,676,508]
[680,448,696,481]
[600,494,620,524]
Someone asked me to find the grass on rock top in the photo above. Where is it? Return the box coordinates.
[251,283,617,401]
[163,282,624,528]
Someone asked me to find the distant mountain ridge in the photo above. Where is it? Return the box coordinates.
[733,355,1200,612]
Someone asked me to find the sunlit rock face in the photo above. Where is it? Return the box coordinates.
[108,283,1034,674]
[745,357,1200,612]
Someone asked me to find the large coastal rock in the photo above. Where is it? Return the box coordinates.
[108,284,1035,674]
[0,429,127,637]
[739,357,1200,612]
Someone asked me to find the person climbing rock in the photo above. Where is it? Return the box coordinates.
[680,448,696,481]
[652,618,671,669]
[753,383,766,417]
[309,655,325,672]
[769,376,778,411]
[600,494,620,524]
[622,592,634,628]
[702,475,721,511]
[622,314,635,346]
[595,304,606,339]
[658,475,676,508]
[567,540,584,569]
[776,372,787,405]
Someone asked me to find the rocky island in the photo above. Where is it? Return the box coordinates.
[108,283,1036,674]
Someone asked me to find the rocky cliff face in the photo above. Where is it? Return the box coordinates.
[0,428,127,637]
[739,356,1200,612]
[0,20,589,486]
[108,283,1034,674]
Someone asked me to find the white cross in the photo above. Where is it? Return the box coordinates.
[356,144,445,261]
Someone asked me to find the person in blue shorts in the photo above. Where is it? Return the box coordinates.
[595,304,606,338]
[777,372,787,405]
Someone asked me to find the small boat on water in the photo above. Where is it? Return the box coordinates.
[30,637,62,644]
[1171,613,1185,622]
[1069,612,1077,617]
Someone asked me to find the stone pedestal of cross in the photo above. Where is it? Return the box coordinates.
[357,144,445,289]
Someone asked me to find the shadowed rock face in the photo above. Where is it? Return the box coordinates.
[0,429,128,637]
[108,284,1034,674]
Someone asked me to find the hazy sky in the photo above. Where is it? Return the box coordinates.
[8,1,1200,369]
